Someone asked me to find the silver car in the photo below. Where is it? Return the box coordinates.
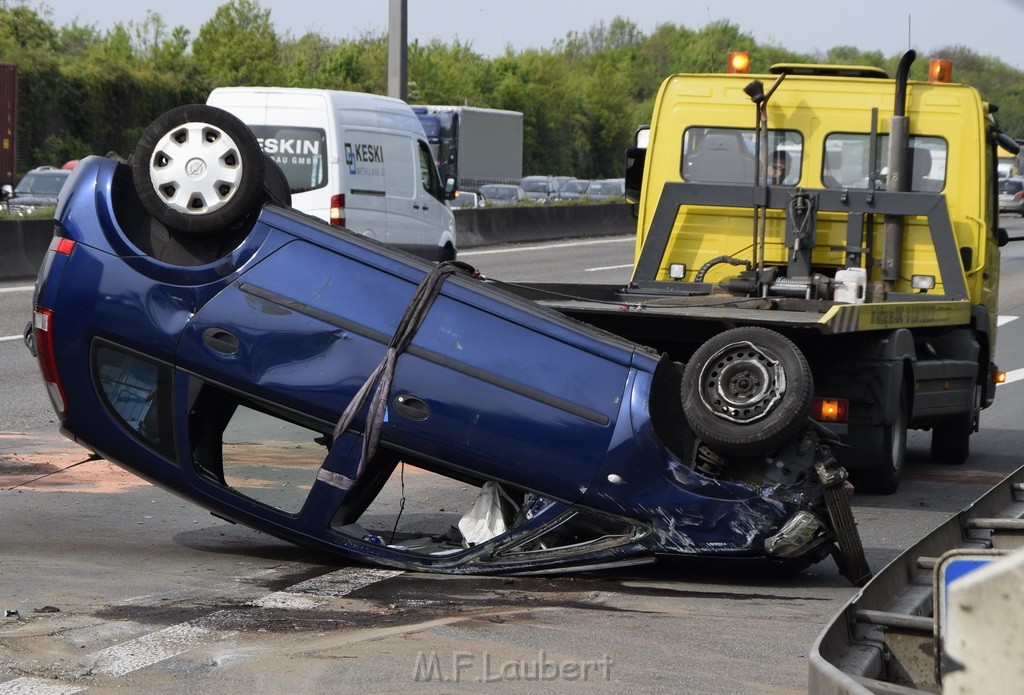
[999,177,1024,216]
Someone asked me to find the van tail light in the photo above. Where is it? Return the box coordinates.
[330,194,345,226]
[810,397,848,423]
[33,307,66,417]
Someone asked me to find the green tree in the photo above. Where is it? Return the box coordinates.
[192,0,282,86]
[408,39,487,105]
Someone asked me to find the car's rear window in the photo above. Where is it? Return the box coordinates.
[249,125,327,194]
[15,172,69,195]
[1000,179,1024,194]
[92,342,175,461]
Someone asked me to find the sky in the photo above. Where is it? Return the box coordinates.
[34,0,1024,71]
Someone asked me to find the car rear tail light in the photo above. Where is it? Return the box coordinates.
[1015,192,1024,200]
[330,194,345,226]
[32,237,74,417]
[810,397,848,423]
[33,307,66,417]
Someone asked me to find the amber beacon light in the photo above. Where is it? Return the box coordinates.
[727,52,751,74]
[928,59,953,83]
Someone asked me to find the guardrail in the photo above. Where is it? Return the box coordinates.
[809,463,1024,693]
[0,204,636,282]
[0,218,54,282]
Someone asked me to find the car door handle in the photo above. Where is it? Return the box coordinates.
[203,327,240,355]
[393,394,430,421]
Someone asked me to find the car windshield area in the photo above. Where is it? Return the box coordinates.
[1000,179,1024,195]
[15,172,70,195]
[563,180,589,194]
[249,125,327,194]
[681,127,802,185]
[586,181,620,195]
[521,179,549,193]
[480,185,517,200]
[823,134,947,192]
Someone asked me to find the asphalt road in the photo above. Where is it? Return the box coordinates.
[2,218,1024,693]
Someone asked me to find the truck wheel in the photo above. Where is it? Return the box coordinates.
[681,327,813,456]
[133,104,265,236]
[852,389,907,494]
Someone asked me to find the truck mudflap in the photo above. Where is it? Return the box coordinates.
[809,465,1024,693]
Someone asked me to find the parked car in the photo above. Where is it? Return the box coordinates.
[584,178,626,202]
[520,175,559,202]
[999,177,1024,216]
[449,190,482,209]
[478,183,527,206]
[2,166,71,215]
[555,178,591,201]
[28,105,867,580]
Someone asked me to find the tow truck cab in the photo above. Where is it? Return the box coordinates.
[619,52,1015,492]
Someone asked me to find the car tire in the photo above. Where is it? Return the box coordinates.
[681,327,813,456]
[262,152,291,208]
[133,104,265,236]
[850,388,907,495]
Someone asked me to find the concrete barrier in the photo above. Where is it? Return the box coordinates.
[0,218,54,282]
[0,203,637,281]
[455,203,636,248]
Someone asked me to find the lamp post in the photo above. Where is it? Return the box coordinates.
[387,0,408,101]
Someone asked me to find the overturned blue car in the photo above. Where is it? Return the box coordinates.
[31,105,869,583]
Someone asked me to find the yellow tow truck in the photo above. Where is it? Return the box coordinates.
[510,51,1016,493]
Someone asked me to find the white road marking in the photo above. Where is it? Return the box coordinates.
[0,335,24,343]
[1002,368,1024,384]
[458,236,634,257]
[0,286,33,293]
[585,263,633,272]
[0,566,403,691]
[998,314,1018,326]
[87,617,228,678]
[285,567,403,597]
[0,677,84,695]
[250,567,402,609]
[250,593,321,610]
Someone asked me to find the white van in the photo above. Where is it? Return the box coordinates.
[207,87,457,261]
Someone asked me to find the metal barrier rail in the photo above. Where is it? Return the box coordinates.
[809,468,1024,694]
[0,205,636,282]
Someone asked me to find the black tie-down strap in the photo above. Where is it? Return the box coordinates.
[317,260,478,492]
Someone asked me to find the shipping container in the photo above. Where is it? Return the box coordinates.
[0,63,16,189]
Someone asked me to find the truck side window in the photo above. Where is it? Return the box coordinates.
[681,127,802,185]
[823,134,947,192]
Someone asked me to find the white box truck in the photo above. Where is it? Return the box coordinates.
[208,87,457,261]
[413,106,523,191]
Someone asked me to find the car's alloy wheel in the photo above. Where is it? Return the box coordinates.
[133,104,265,235]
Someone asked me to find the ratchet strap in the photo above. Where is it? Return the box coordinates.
[318,260,478,491]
